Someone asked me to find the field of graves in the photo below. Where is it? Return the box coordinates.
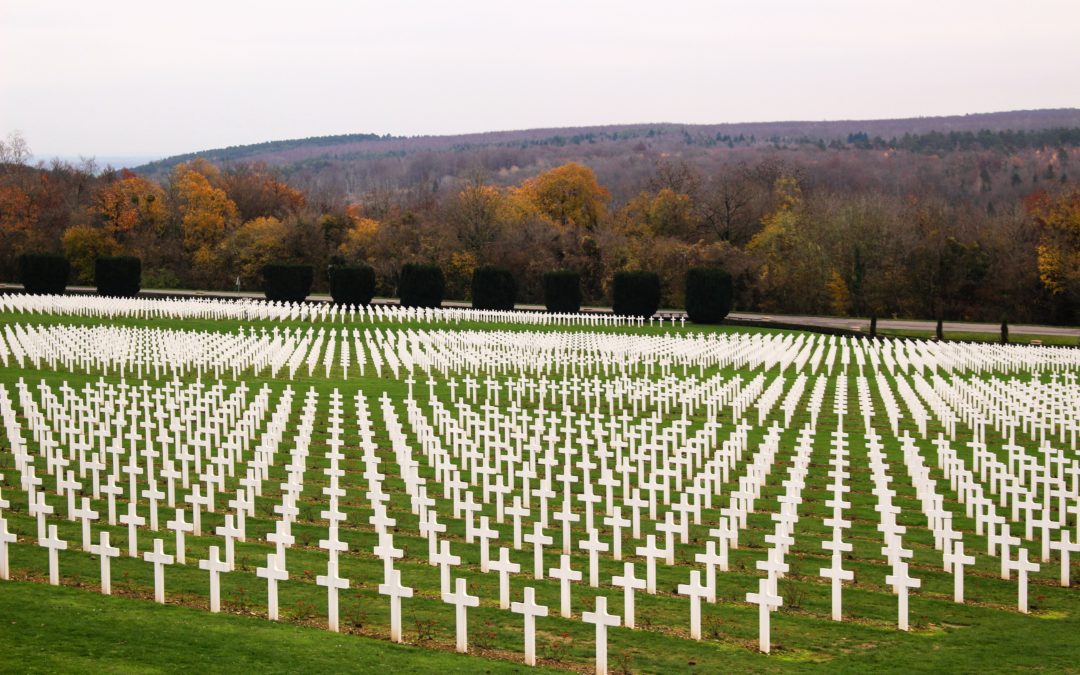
[1,295,1079,673]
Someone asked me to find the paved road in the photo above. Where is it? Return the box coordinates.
[3,284,1077,338]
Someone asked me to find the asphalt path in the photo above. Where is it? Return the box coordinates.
[3,284,1077,338]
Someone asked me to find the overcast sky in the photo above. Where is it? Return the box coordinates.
[2,0,1078,160]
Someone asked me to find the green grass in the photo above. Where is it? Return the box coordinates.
[1,312,1079,673]
[0,581,547,674]
[877,328,1079,347]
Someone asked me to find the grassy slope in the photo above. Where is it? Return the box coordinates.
[0,581,544,674]
[1,312,1079,673]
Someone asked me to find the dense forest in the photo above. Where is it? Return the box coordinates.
[2,109,1079,324]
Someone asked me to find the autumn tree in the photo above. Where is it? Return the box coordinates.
[0,183,37,279]
[621,188,696,238]
[746,176,831,313]
[517,163,609,230]
[336,205,381,262]
[62,224,122,283]
[1029,189,1080,311]
[170,160,239,286]
[222,164,305,222]
[91,170,167,242]
[447,175,506,254]
[217,216,290,289]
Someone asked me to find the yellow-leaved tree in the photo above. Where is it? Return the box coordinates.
[1030,189,1080,304]
[747,176,831,313]
[62,225,123,283]
[171,159,239,286]
[218,216,290,289]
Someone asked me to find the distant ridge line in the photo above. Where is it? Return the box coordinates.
[133,108,1080,173]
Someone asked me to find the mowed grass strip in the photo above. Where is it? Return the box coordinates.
[0,580,550,674]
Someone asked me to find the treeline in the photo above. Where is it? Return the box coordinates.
[1,130,1078,324]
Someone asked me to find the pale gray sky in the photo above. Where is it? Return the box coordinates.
[2,0,1078,159]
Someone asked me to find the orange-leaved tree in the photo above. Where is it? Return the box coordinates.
[517,163,609,230]
[91,170,167,241]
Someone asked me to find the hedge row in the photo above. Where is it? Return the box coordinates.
[262,264,313,303]
[328,264,376,306]
[18,253,69,295]
[14,254,736,322]
[472,266,516,310]
[96,256,141,297]
[399,263,445,308]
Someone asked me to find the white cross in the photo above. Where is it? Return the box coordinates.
[1050,530,1080,587]
[677,569,710,640]
[267,519,295,566]
[511,586,549,667]
[216,514,243,571]
[228,489,251,541]
[442,577,480,653]
[256,551,289,621]
[198,545,230,613]
[884,562,921,631]
[506,498,529,549]
[524,522,553,580]
[421,510,447,564]
[582,595,621,675]
[1009,547,1040,613]
[635,535,666,594]
[89,529,120,594]
[316,557,350,632]
[553,499,580,554]
[475,515,499,572]
[694,540,724,603]
[166,508,194,565]
[549,553,582,618]
[0,516,15,580]
[756,548,790,600]
[603,506,631,560]
[378,567,414,643]
[819,553,854,620]
[184,484,208,535]
[72,497,99,551]
[579,528,610,587]
[100,478,122,525]
[746,577,782,653]
[656,512,680,564]
[373,530,403,580]
[708,516,734,569]
[114,501,142,559]
[40,524,68,586]
[943,541,976,603]
[142,482,165,531]
[143,538,174,604]
[432,539,462,595]
[488,546,521,609]
[611,561,646,628]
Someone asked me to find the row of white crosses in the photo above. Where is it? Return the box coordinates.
[257,387,320,619]
[0,292,691,326]
[6,320,1080,387]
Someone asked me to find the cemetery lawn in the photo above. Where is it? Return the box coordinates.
[2,311,1080,673]
[876,328,1079,347]
[0,580,546,674]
